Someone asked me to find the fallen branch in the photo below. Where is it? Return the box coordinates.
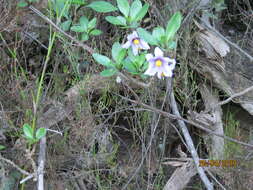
[167,78,214,190]
[163,161,197,190]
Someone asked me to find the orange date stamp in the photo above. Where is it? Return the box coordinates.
[199,160,237,167]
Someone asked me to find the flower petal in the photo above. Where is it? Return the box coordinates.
[162,69,173,77]
[164,57,176,64]
[145,54,154,61]
[122,41,131,49]
[157,71,163,79]
[154,47,164,57]
[163,64,175,77]
[168,61,176,70]
[127,31,138,41]
[132,45,139,55]
[132,31,138,38]
[139,40,150,50]
[144,65,157,76]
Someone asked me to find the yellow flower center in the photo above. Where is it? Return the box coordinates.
[133,39,140,45]
[155,59,162,67]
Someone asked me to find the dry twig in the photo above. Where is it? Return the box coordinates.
[205,85,253,113]
[0,155,31,176]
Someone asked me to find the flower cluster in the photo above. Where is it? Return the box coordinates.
[122,31,176,79]
[122,31,150,55]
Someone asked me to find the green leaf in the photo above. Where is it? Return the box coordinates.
[79,16,89,31]
[53,0,70,19]
[123,61,137,73]
[70,0,86,5]
[60,19,72,31]
[134,3,149,22]
[112,42,126,63]
[17,1,28,7]
[86,1,117,13]
[137,28,157,45]
[135,53,146,68]
[35,128,47,140]
[23,124,34,140]
[92,53,113,67]
[0,145,5,150]
[116,0,130,18]
[100,68,117,77]
[168,40,177,49]
[105,16,126,26]
[88,18,97,29]
[130,0,142,21]
[70,25,85,32]
[152,27,165,42]
[166,11,182,42]
[81,33,89,41]
[90,29,102,36]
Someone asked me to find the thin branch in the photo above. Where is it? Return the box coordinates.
[0,155,31,176]
[20,174,36,184]
[22,31,48,50]
[206,170,226,190]
[116,95,253,148]
[167,78,213,190]
[37,136,46,190]
[216,85,253,107]
[117,72,151,88]
[29,6,94,55]
[205,85,253,113]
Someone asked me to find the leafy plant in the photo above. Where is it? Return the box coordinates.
[86,1,117,13]
[105,0,149,28]
[70,16,102,41]
[123,50,148,76]
[93,41,149,77]
[136,11,182,50]
[23,123,47,145]
[92,42,127,77]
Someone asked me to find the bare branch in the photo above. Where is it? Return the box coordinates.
[216,85,253,107]
[37,136,46,190]
[117,72,151,88]
[167,79,214,190]
[0,155,31,176]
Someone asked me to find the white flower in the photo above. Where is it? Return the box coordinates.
[116,76,122,83]
[144,47,176,79]
[122,31,150,55]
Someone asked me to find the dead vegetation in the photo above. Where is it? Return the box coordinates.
[1,0,253,189]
